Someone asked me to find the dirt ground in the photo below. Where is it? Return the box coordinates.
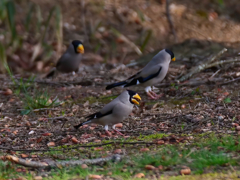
[1,0,240,179]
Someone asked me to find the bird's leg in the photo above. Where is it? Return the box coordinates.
[104,125,112,136]
[112,125,124,136]
[145,86,158,100]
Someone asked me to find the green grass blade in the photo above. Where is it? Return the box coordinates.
[6,0,17,42]
[24,3,35,31]
[140,29,152,52]
[55,6,63,57]
[0,43,7,73]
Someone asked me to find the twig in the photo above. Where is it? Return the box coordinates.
[218,77,240,85]
[63,141,157,150]
[166,0,178,42]
[205,58,240,69]
[6,154,122,169]
[178,48,227,82]
[209,69,221,79]
[12,77,94,86]
[0,141,158,152]
[0,146,53,152]
[17,108,59,112]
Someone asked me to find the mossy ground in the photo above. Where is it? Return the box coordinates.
[1,133,240,179]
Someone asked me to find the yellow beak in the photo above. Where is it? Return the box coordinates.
[77,44,84,54]
[172,57,176,61]
[131,94,141,105]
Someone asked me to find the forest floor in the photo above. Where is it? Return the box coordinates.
[1,0,240,179]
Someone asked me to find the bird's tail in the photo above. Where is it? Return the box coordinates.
[45,67,56,78]
[74,120,92,129]
[106,81,127,90]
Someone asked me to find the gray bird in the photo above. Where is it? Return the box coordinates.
[74,90,141,136]
[106,49,175,99]
[46,40,84,78]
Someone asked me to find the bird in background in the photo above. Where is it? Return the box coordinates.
[46,40,84,78]
[106,49,175,99]
[74,90,141,136]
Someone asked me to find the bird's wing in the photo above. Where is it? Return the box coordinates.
[85,98,119,120]
[56,53,69,68]
[124,65,162,86]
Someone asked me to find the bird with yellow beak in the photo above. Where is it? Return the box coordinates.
[74,90,141,136]
[106,49,175,99]
[46,40,84,78]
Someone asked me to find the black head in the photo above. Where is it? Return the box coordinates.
[71,40,84,54]
[127,90,141,105]
[165,49,175,60]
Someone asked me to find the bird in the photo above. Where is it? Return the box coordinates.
[46,40,84,78]
[74,90,141,136]
[106,49,175,99]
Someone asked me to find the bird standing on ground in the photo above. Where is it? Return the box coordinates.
[74,90,141,136]
[46,40,84,78]
[106,49,175,99]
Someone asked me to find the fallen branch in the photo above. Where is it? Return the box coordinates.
[6,154,122,169]
[178,48,227,82]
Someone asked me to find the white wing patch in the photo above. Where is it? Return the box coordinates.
[136,80,140,85]
[94,115,97,118]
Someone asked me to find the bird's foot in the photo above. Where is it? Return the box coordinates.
[147,91,162,100]
[105,130,112,136]
[113,129,124,136]
[147,92,158,100]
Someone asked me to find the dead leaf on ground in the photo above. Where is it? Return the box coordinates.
[89,174,102,179]
[134,173,145,178]
[145,165,156,170]
[47,142,55,147]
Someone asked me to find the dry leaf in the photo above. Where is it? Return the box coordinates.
[47,142,55,147]
[71,137,79,144]
[134,173,145,178]
[34,176,43,180]
[42,133,52,136]
[140,148,150,152]
[158,165,163,170]
[21,154,28,158]
[3,89,12,95]
[180,168,191,175]
[115,123,123,128]
[94,147,103,151]
[145,165,155,170]
[89,174,102,179]
[81,164,88,169]
[114,149,122,154]
[157,140,165,144]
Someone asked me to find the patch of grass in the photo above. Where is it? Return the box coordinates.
[137,133,167,141]
[1,134,240,179]
[21,89,63,115]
